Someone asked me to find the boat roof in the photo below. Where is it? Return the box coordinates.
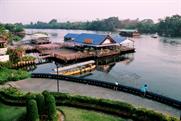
[119,29,138,32]
[55,60,95,72]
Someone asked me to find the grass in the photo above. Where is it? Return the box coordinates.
[60,106,127,121]
[0,68,30,84]
[0,103,25,121]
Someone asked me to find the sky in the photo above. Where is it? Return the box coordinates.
[0,0,181,24]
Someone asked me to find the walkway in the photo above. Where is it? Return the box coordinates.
[5,78,181,118]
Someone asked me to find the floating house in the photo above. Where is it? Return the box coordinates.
[64,33,80,41]
[119,29,140,37]
[112,36,134,48]
[31,33,50,44]
[0,37,9,62]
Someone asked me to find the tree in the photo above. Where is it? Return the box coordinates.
[158,15,181,37]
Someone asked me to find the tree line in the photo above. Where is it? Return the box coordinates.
[25,15,181,37]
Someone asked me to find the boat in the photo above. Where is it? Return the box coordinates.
[151,33,159,38]
[53,60,96,76]
[59,64,96,75]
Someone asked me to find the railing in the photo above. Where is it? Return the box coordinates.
[31,73,181,109]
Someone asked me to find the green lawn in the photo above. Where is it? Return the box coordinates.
[60,106,127,121]
[0,103,25,121]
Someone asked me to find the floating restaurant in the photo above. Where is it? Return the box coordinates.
[50,33,135,62]
[18,33,135,63]
[118,29,140,37]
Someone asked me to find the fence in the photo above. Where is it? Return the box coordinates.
[31,73,181,109]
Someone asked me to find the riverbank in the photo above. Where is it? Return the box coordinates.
[5,78,180,118]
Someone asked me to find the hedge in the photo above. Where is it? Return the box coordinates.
[35,94,45,115]
[26,99,39,121]
[0,88,179,121]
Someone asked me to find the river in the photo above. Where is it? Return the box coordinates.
[25,29,181,101]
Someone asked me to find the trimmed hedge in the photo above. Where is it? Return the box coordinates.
[26,99,39,121]
[43,91,57,121]
[0,88,179,121]
[35,94,45,115]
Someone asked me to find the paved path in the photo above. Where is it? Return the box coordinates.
[4,78,181,118]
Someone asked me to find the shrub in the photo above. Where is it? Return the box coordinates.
[0,67,30,84]
[26,99,39,121]
[36,94,45,115]
[0,61,13,69]
[44,92,57,121]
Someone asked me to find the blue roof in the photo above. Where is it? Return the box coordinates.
[112,36,126,43]
[74,33,112,45]
[64,33,80,39]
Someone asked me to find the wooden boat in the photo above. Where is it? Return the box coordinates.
[54,60,96,76]
[59,64,96,75]
[151,33,159,38]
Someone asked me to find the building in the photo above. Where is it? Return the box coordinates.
[0,37,9,62]
[31,33,50,44]
[112,36,134,48]
[119,29,140,37]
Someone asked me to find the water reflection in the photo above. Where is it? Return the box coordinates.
[96,54,134,73]
[160,37,181,45]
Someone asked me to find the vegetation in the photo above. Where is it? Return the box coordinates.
[60,106,126,121]
[43,91,58,121]
[0,67,30,84]
[21,55,36,62]
[35,94,45,115]
[25,15,181,37]
[7,47,25,64]
[0,102,25,121]
[0,23,24,42]
[0,88,178,121]
[26,99,39,121]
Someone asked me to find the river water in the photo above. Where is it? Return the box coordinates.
[25,29,181,101]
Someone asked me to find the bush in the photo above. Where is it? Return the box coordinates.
[36,94,45,115]
[44,91,57,121]
[0,61,13,69]
[0,67,30,84]
[0,89,179,121]
[21,56,36,61]
[26,99,39,121]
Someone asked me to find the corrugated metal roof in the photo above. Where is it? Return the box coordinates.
[64,33,80,39]
[74,33,110,45]
[112,36,126,43]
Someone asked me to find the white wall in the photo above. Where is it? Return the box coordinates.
[102,39,112,44]
[120,38,134,48]
[0,55,9,62]
[0,48,7,55]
